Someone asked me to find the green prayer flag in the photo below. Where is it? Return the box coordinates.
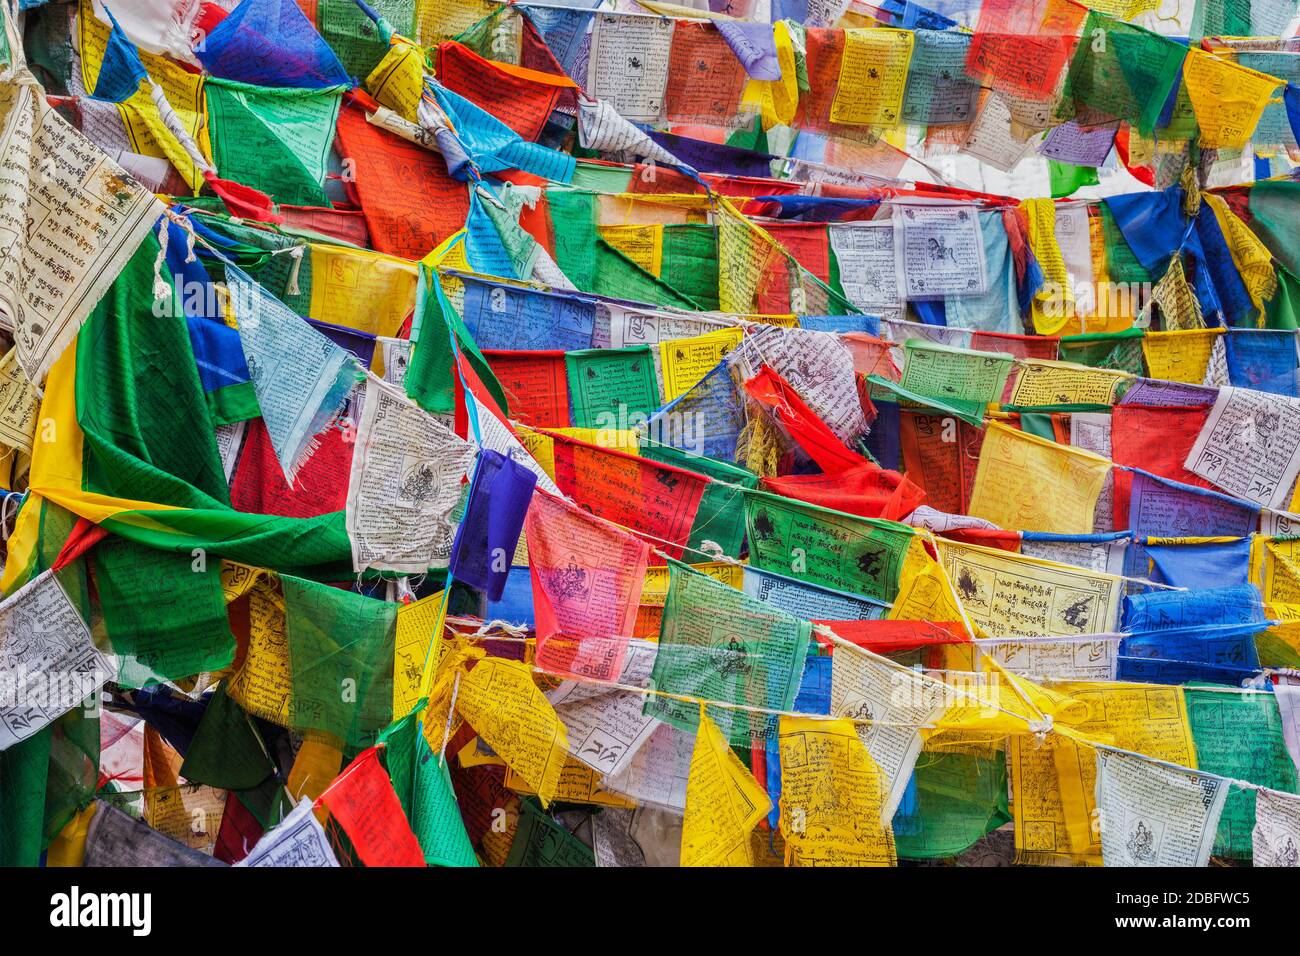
[505,798,595,867]
[206,78,344,208]
[92,535,236,688]
[405,264,510,417]
[381,706,478,866]
[1048,159,1099,198]
[282,574,397,748]
[1058,12,1186,136]
[564,346,660,429]
[894,750,1010,860]
[743,488,916,602]
[1186,686,1299,860]
[180,685,276,791]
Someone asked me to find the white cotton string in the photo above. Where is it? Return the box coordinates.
[0,491,22,541]
[438,670,462,768]
[269,244,306,296]
[153,219,171,302]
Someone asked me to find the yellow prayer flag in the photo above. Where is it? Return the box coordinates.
[1203,193,1277,318]
[516,425,640,480]
[681,709,773,866]
[46,804,97,868]
[888,535,971,634]
[226,575,293,728]
[659,327,744,401]
[1148,256,1204,331]
[742,20,799,129]
[393,590,448,720]
[416,0,500,45]
[777,716,896,867]
[1183,49,1283,150]
[78,0,211,193]
[829,28,914,127]
[307,245,420,340]
[367,41,427,122]
[1020,198,1074,336]
[966,421,1112,534]
[598,224,664,276]
[1140,327,1223,382]
[454,657,569,807]
[505,755,636,808]
[717,209,775,314]
[1010,681,1196,865]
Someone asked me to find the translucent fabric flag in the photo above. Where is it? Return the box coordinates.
[1139,538,1251,590]
[230,267,360,486]
[646,358,746,462]
[936,537,1123,637]
[332,108,471,262]
[0,568,114,752]
[1140,328,1220,382]
[525,489,650,681]
[92,534,235,687]
[178,685,275,791]
[435,40,575,142]
[1119,583,1265,684]
[964,0,1086,100]
[459,277,596,352]
[967,421,1112,534]
[392,590,447,721]
[453,656,569,807]
[229,415,353,520]
[1182,48,1283,151]
[448,449,536,602]
[1125,470,1259,582]
[645,561,812,746]
[1225,331,1299,397]
[661,328,744,403]
[345,375,477,574]
[777,716,896,866]
[205,78,344,207]
[196,0,350,89]
[1184,386,1300,510]
[897,412,986,514]
[731,328,870,443]
[1095,750,1227,867]
[902,29,977,126]
[314,0,413,79]
[282,574,397,748]
[563,346,660,429]
[680,708,772,867]
[760,460,926,522]
[319,747,426,867]
[483,350,570,427]
[82,801,226,867]
[1058,12,1187,136]
[506,797,595,866]
[899,339,1014,408]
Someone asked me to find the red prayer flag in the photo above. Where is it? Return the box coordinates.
[318,747,425,867]
[761,460,926,521]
